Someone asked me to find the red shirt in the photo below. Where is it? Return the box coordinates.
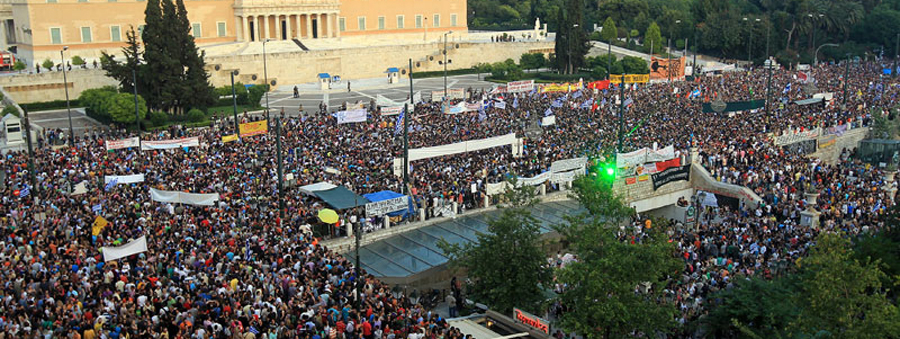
[363,321,372,335]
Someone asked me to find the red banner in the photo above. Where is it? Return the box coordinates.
[655,158,682,172]
[586,80,610,90]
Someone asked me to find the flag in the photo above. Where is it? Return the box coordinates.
[495,101,507,109]
[783,83,792,94]
[623,98,633,107]
[797,71,808,83]
[572,90,582,99]
[478,108,487,122]
[580,98,594,109]
[19,186,29,198]
[105,177,118,192]
[591,102,599,112]
[690,89,701,98]
[92,216,108,236]
[551,99,564,108]
[92,204,102,214]
[513,97,519,109]
[544,107,553,116]
[394,107,404,135]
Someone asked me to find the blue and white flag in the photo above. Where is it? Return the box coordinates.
[572,90,582,99]
[105,178,118,192]
[580,98,594,109]
[394,108,405,135]
[478,108,487,122]
[623,98,633,107]
[551,99,564,108]
[690,89,701,98]
[783,83,791,94]
[19,186,29,198]
[495,101,507,109]
[92,204,102,214]
[512,97,519,109]
[544,107,553,116]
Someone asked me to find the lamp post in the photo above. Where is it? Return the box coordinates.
[132,67,141,134]
[404,59,412,195]
[894,33,899,79]
[808,14,824,54]
[61,46,74,147]
[231,70,240,139]
[263,39,271,120]
[814,43,839,66]
[275,115,284,224]
[567,24,579,75]
[442,31,453,98]
[842,53,851,107]
[607,36,612,80]
[765,58,773,117]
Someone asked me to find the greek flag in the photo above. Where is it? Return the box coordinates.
[544,107,553,116]
[512,97,519,109]
[394,108,405,135]
[105,178,118,192]
[580,98,594,109]
[478,108,487,122]
[623,98,633,107]
[495,101,507,109]
[92,204,102,214]
[690,89,701,98]
[783,83,791,94]
[551,99,564,108]
[19,186,29,198]
[572,90,582,99]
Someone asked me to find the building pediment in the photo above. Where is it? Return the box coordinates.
[234,0,340,14]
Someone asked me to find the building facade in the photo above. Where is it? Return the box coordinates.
[0,0,466,69]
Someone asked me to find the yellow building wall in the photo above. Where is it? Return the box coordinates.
[337,0,466,36]
[15,0,234,63]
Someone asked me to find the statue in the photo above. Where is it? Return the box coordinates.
[535,18,541,31]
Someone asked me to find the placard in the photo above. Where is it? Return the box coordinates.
[365,196,407,217]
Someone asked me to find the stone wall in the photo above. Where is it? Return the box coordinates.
[0,68,118,104]
[0,40,553,103]
[812,127,870,165]
[611,174,693,213]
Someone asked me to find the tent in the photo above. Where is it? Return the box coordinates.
[299,182,338,196]
[314,186,369,210]
[362,190,416,218]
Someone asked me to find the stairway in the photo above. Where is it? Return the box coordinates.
[292,39,310,51]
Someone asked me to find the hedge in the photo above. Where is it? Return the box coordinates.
[411,68,482,79]
[21,99,81,111]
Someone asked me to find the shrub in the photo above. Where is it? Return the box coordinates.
[591,66,608,80]
[13,60,25,71]
[148,111,169,127]
[78,86,118,120]
[2,105,19,117]
[215,82,250,106]
[71,55,86,66]
[102,93,147,124]
[247,85,269,108]
[41,59,55,71]
[186,108,206,122]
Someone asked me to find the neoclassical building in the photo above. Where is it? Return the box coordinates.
[0,0,467,68]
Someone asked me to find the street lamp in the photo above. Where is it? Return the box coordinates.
[231,70,240,139]
[262,39,271,120]
[815,43,839,66]
[441,31,453,98]
[568,24,579,75]
[61,46,74,147]
[808,14,824,54]
[743,18,761,65]
[765,58,773,117]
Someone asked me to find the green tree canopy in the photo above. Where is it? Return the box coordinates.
[600,17,617,42]
[41,59,54,70]
[103,93,148,124]
[438,178,551,314]
[645,22,662,55]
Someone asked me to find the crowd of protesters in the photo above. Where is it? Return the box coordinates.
[1,56,898,338]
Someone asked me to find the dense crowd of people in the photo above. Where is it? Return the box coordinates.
[1,56,898,338]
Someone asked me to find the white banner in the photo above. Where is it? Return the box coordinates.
[550,157,588,173]
[400,133,517,163]
[365,196,408,217]
[507,80,535,93]
[335,109,368,124]
[617,146,675,168]
[140,137,200,150]
[541,115,556,126]
[106,137,140,151]
[104,174,145,185]
[774,127,821,146]
[485,182,509,196]
[551,170,580,184]
[517,172,551,186]
[646,145,676,163]
[150,188,219,206]
[432,88,466,101]
[376,94,402,107]
[381,105,404,116]
[102,236,148,262]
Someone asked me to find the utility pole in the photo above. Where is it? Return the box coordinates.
[355,221,362,310]
[894,33,898,79]
[617,77,625,153]
[667,38,672,83]
[132,68,141,134]
[22,106,37,194]
[843,53,851,107]
[231,71,240,140]
[275,116,284,224]
[404,59,412,195]
[607,37,612,80]
[61,46,74,147]
[765,59,772,118]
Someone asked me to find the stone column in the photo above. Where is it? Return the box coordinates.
[332,13,339,38]
[295,14,302,38]
[317,13,324,39]
[263,15,270,40]
[242,16,250,42]
[275,15,281,40]
[306,14,313,39]
[255,16,262,41]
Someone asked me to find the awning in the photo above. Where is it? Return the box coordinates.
[314,186,369,210]
[317,73,331,79]
[386,67,399,73]
[794,97,824,106]
[298,181,337,196]
[362,190,416,217]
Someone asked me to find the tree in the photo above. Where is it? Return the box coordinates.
[473,62,493,80]
[71,55,86,66]
[619,56,649,74]
[13,60,25,71]
[438,178,551,315]
[600,17,618,42]
[553,7,569,73]
[704,276,800,338]
[788,233,900,338]
[103,93,148,124]
[645,22,662,55]
[520,53,547,70]
[554,176,681,338]
[41,59,54,71]
[173,0,216,111]
[564,0,590,74]
[101,26,143,95]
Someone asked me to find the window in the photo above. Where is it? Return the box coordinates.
[397,15,404,29]
[217,22,226,37]
[50,27,62,44]
[378,16,385,30]
[46,0,57,3]
[78,0,87,3]
[451,14,457,27]
[191,23,201,38]
[357,17,366,31]
[433,14,440,28]
[107,0,116,2]
[110,25,121,42]
[415,15,422,28]
[81,27,92,43]
[339,17,345,32]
